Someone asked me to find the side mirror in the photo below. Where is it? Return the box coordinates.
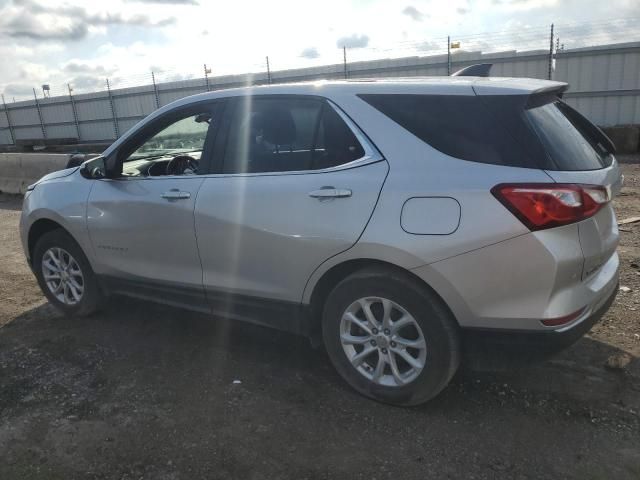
[195,113,211,124]
[80,156,106,179]
[66,153,86,169]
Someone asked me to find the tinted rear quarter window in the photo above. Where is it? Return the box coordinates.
[359,94,538,169]
[359,93,611,171]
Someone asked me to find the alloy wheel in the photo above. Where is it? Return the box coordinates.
[41,247,84,305]
[340,296,427,387]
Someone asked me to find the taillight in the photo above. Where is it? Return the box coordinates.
[491,183,610,231]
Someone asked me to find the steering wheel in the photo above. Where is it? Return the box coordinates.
[166,155,199,175]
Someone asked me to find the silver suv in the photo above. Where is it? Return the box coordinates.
[20,78,621,405]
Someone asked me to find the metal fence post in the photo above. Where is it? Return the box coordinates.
[204,64,211,91]
[343,46,348,79]
[106,78,120,139]
[32,88,47,140]
[1,94,15,145]
[266,56,272,84]
[67,84,81,141]
[151,71,160,109]
[548,23,554,80]
[447,36,451,75]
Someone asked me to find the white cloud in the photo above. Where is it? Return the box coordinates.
[491,0,559,9]
[402,6,426,21]
[300,47,320,59]
[336,34,370,49]
[1,0,175,40]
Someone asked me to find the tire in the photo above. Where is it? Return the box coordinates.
[33,229,103,316]
[322,266,460,406]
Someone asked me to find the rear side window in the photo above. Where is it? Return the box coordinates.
[359,94,612,171]
[223,97,365,174]
[314,103,365,170]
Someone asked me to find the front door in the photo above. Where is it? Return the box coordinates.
[194,96,388,325]
[87,103,220,310]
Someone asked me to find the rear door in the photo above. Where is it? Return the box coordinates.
[524,99,622,279]
[194,95,387,322]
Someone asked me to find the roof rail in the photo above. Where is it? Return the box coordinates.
[451,63,493,77]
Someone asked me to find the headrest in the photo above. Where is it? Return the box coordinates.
[258,105,297,145]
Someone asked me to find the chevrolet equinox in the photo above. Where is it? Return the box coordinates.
[20,78,621,405]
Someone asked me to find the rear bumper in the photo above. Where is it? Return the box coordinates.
[412,223,620,332]
[462,283,618,366]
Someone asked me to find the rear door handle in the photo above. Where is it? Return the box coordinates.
[308,187,352,199]
[161,190,191,200]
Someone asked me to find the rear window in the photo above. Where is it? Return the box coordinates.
[525,101,613,170]
[358,93,612,171]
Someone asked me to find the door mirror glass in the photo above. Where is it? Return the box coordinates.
[80,156,106,179]
[194,112,212,124]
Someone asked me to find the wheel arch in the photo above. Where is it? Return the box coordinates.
[28,218,76,264]
[306,258,459,343]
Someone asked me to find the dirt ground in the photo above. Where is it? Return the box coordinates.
[1,161,639,479]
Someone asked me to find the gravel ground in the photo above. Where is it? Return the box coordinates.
[0,163,639,479]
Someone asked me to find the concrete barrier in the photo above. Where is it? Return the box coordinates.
[0,153,71,194]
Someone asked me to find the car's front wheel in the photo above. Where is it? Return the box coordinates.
[322,267,460,406]
[33,229,103,316]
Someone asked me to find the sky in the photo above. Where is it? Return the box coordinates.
[0,0,639,100]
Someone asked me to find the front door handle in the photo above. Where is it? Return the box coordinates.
[308,187,352,199]
[161,190,191,200]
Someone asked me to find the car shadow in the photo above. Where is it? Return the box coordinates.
[1,296,638,418]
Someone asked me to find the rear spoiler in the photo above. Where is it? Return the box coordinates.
[532,83,569,98]
[455,65,570,100]
[452,64,492,77]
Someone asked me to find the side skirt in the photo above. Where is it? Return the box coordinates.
[205,288,310,336]
[98,275,312,336]
[99,275,212,314]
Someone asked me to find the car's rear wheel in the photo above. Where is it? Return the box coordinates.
[322,267,460,406]
[33,229,103,316]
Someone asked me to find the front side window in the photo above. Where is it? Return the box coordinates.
[223,97,365,174]
[121,109,213,177]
